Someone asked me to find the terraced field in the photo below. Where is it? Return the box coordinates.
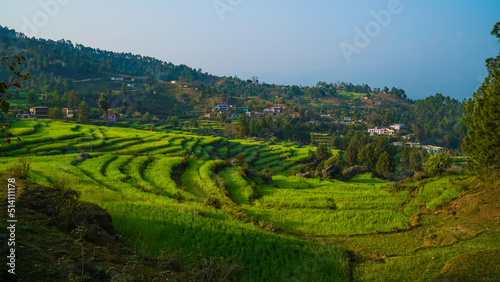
[2,119,491,281]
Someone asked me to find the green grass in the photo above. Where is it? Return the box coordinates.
[218,167,254,205]
[2,119,494,281]
[143,157,188,198]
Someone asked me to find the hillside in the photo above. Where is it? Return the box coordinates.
[1,25,467,150]
[2,22,498,281]
[0,120,498,281]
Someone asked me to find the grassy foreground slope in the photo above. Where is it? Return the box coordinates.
[1,119,499,281]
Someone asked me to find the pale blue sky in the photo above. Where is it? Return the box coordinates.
[1,0,499,99]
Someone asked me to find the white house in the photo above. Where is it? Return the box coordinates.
[390,124,405,131]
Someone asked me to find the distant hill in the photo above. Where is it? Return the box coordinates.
[0,25,467,150]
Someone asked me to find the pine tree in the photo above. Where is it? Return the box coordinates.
[462,22,500,178]
[316,143,332,162]
[98,92,108,118]
[376,152,394,174]
[344,132,367,166]
[358,143,377,169]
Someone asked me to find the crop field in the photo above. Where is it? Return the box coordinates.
[1,119,494,281]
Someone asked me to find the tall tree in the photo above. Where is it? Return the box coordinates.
[170,116,180,128]
[316,143,332,162]
[358,143,377,169]
[462,22,500,178]
[98,92,108,118]
[376,152,395,174]
[67,90,79,120]
[344,132,367,166]
[77,101,89,123]
[26,89,38,105]
[48,106,63,119]
[236,115,250,139]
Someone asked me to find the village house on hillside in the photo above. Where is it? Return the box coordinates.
[368,127,395,136]
[264,107,282,114]
[340,117,351,124]
[390,124,405,131]
[29,107,49,118]
[368,124,405,136]
[62,108,79,118]
[212,105,230,112]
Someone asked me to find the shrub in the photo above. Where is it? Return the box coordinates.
[385,182,405,194]
[324,154,343,169]
[422,152,452,176]
[412,171,427,182]
[287,165,305,176]
[189,256,242,281]
[8,158,31,179]
[204,197,222,209]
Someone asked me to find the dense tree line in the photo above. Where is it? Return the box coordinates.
[235,115,310,144]
[0,25,216,87]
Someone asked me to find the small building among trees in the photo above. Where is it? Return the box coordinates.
[29,107,49,118]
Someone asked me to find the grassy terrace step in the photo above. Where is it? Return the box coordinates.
[218,167,254,205]
[147,146,185,156]
[180,160,208,199]
[104,155,134,183]
[77,154,120,191]
[183,137,200,152]
[215,146,229,156]
[193,145,203,156]
[97,138,144,152]
[143,157,191,199]
[113,140,172,154]
[228,144,248,156]
[254,160,281,171]
[253,154,284,166]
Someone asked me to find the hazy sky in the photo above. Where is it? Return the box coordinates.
[1,0,499,99]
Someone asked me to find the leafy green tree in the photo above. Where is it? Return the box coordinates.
[324,154,343,169]
[409,149,427,172]
[170,116,180,128]
[143,112,151,122]
[90,108,101,119]
[67,90,79,120]
[462,22,500,178]
[422,152,452,176]
[26,89,38,105]
[98,92,108,118]
[376,152,395,174]
[236,115,250,138]
[358,143,377,169]
[316,143,332,162]
[0,55,30,150]
[48,106,63,119]
[344,132,367,166]
[77,101,90,123]
[189,119,199,128]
